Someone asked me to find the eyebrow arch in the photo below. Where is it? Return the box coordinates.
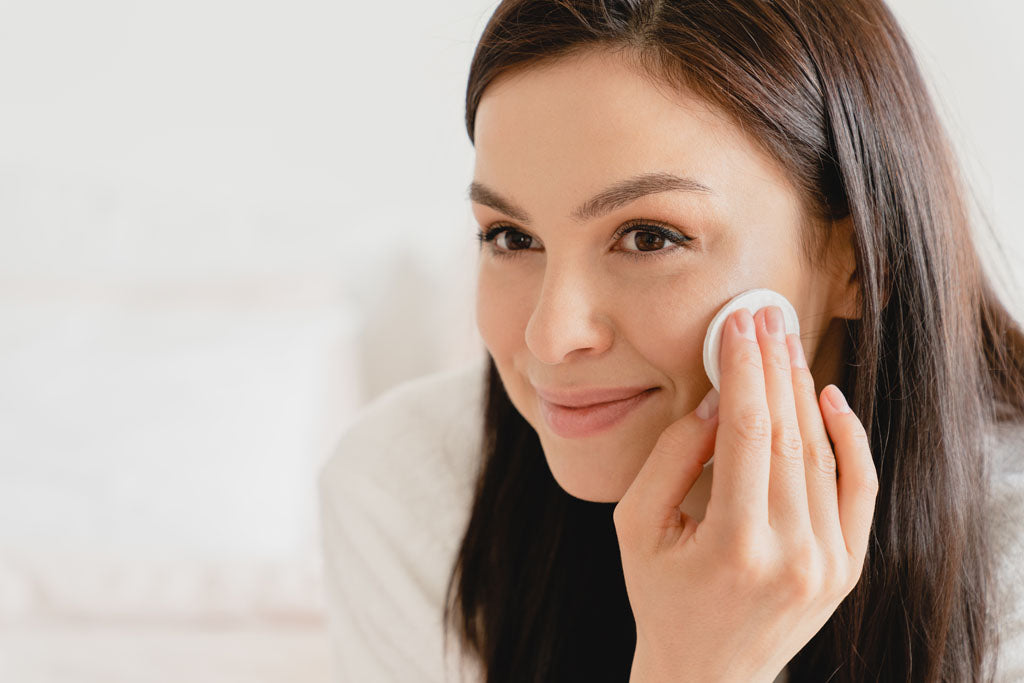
[467,171,715,224]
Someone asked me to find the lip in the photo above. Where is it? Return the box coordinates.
[533,385,656,408]
[538,387,659,439]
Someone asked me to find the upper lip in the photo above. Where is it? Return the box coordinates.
[534,385,655,408]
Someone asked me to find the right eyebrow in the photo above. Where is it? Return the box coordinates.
[467,171,716,224]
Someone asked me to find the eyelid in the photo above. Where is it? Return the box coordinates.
[613,218,692,244]
[476,218,694,255]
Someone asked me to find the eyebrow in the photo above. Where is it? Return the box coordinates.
[467,171,715,224]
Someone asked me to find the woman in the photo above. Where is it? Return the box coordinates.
[319,1,1024,681]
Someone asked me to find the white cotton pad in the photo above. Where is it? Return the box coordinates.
[701,288,800,468]
[703,288,800,393]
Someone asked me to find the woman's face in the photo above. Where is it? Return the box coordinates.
[471,49,857,503]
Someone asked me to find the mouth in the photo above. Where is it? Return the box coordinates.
[538,387,659,439]
[533,385,657,408]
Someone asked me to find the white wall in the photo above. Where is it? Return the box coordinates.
[888,0,1024,312]
[0,0,1020,680]
[0,1,493,679]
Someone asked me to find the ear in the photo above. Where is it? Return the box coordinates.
[827,214,862,320]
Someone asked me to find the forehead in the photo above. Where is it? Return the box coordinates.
[472,49,796,214]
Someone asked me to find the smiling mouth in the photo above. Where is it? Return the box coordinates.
[550,387,656,409]
[538,387,659,438]
[533,385,658,408]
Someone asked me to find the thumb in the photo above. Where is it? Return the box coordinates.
[617,388,720,536]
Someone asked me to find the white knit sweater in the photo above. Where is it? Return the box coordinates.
[318,354,1024,682]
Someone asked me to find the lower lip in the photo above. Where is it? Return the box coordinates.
[539,388,658,439]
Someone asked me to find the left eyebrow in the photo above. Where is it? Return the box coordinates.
[467,171,716,224]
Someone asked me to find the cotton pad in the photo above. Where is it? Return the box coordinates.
[703,288,800,392]
[701,288,800,467]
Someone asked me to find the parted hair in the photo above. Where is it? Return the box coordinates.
[442,1,1024,681]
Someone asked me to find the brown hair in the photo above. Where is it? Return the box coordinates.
[443,1,1024,681]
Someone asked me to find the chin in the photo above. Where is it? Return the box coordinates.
[539,439,637,503]
[552,475,625,503]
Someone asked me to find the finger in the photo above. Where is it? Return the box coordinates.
[706,307,771,530]
[753,306,810,535]
[786,332,844,548]
[819,384,878,569]
[616,388,719,544]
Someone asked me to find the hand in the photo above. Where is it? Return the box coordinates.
[613,305,879,683]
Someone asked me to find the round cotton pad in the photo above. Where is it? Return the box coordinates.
[702,288,800,393]
[700,288,800,468]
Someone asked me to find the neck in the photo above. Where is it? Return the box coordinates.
[808,316,851,393]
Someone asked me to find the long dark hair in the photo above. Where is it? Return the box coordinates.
[442,1,1024,681]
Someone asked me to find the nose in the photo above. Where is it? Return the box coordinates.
[523,262,614,365]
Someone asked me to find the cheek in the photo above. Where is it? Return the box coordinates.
[477,262,723,371]
[474,266,543,429]
[621,281,719,389]
[474,265,532,355]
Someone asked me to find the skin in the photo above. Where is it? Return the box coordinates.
[616,304,878,681]
[471,48,860,509]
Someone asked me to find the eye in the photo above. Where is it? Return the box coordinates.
[614,221,694,261]
[475,225,540,259]
[475,219,694,262]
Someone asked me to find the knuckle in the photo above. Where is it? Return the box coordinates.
[772,421,803,458]
[785,568,823,603]
[728,547,770,584]
[765,351,790,374]
[857,473,880,497]
[719,528,769,576]
[848,426,871,451]
[732,407,772,445]
[793,368,816,390]
[808,445,838,477]
[780,547,823,600]
[737,347,764,373]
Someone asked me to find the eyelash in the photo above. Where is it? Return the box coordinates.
[474,219,694,262]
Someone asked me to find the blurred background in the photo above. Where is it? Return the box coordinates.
[0,0,1020,681]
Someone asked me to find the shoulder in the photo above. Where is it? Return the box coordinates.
[985,408,1024,543]
[318,353,490,509]
[986,409,1024,493]
[316,355,491,683]
[983,409,1024,680]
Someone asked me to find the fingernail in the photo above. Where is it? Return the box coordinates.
[787,334,807,368]
[826,385,851,413]
[733,309,756,341]
[696,388,720,420]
